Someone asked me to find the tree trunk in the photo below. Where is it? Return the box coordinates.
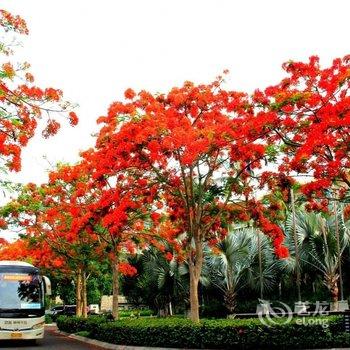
[224,288,236,314]
[188,238,203,322]
[76,268,83,317]
[82,271,88,318]
[330,281,339,311]
[112,259,119,320]
[169,301,173,316]
[257,231,264,300]
[291,189,302,302]
[334,201,344,300]
[189,268,199,322]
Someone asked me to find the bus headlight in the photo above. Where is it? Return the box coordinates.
[32,322,45,330]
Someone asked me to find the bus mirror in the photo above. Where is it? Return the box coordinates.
[43,276,52,296]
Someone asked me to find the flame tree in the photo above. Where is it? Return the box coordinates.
[90,78,288,322]
[0,164,101,317]
[0,9,78,174]
[253,55,350,205]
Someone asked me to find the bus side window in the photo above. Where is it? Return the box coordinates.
[43,276,52,296]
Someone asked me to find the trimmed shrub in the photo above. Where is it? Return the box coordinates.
[200,317,344,349]
[57,315,350,349]
[92,318,201,348]
[56,315,108,334]
[45,314,53,324]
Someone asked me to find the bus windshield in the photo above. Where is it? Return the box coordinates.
[0,273,43,310]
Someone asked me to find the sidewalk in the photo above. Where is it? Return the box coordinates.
[56,329,202,350]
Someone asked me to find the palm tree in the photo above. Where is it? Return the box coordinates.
[136,246,189,315]
[204,228,278,314]
[283,205,350,309]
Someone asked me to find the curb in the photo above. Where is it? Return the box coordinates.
[56,330,201,350]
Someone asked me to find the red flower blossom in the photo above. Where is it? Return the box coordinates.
[118,262,137,277]
[69,111,79,126]
[165,252,173,261]
[124,88,136,100]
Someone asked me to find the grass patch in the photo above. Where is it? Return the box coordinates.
[75,330,90,337]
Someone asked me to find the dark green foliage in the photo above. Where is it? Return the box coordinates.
[75,330,90,337]
[45,314,53,324]
[121,247,188,314]
[92,318,202,349]
[119,309,154,317]
[53,277,76,305]
[57,315,349,349]
[200,298,228,318]
[87,273,113,304]
[56,315,108,334]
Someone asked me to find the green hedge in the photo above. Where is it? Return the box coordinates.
[45,314,53,324]
[119,309,154,317]
[57,315,107,334]
[57,315,350,349]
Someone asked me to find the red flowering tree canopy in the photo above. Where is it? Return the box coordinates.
[0,163,101,272]
[91,77,288,259]
[0,9,78,172]
[73,150,161,267]
[0,160,156,277]
[0,236,67,272]
[253,55,350,204]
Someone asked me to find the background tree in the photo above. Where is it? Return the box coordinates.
[122,245,188,316]
[253,55,350,207]
[204,227,277,314]
[45,155,166,319]
[283,205,350,309]
[0,163,102,317]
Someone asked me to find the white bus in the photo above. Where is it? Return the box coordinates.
[0,260,51,342]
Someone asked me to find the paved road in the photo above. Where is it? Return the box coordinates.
[0,326,104,349]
